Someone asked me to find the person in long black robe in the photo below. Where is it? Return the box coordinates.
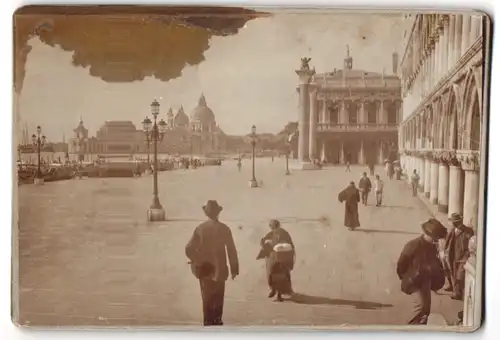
[257,219,295,301]
[338,181,361,230]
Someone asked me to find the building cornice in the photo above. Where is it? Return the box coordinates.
[401,37,482,126]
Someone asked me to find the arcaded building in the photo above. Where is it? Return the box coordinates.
[398,13,487,327]
[295,48,402,167]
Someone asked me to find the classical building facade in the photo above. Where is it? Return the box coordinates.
[398,13,487,328]
[68,94,225,161]
[295,49,402,168]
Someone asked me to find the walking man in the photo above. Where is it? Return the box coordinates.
[185,200,239,326]
[374,174,384,207]
[411,169,420,197]
[345,152,351,172]
[397,218,447,325]
[442,213,474,300]
[338,181,361,231]
[358,172,372,205]
[368,162,375,176]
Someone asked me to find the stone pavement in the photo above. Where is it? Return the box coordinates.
[15,159,462,327]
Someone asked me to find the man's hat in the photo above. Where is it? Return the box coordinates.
[421,218,447,240]
[448,212,463,223]
[202,200,223,216]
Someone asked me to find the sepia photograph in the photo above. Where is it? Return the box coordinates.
[12,6,489,331]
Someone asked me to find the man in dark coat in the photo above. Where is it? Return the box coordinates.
[358,172,372,205]
[442,212,474,300]
[338,181,361,230]
[397,218,447,325]
[185,200,239,326]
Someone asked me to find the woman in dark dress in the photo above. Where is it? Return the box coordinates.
[257,219,295,302]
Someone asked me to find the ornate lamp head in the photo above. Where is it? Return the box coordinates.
[31,134,36,145]
[251,125,257,136]
[36,125,41,135]
[158,119,167,141]
[150,99,160,118]
[41,135,46,146]
[142,116,152,133]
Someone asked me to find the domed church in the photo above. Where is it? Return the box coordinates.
[165,93,225,156]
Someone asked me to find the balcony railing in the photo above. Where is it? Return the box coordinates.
[317,123,398,132]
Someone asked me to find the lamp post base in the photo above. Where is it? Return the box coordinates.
[248,179,259,188]
[285,169,291,176]
[34,177,44,185]
[147,207,166,221]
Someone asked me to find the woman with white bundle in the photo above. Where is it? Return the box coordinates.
[256,219,295,302]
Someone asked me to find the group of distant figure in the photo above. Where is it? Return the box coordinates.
[183,159,473,327]
[337,163,473,325]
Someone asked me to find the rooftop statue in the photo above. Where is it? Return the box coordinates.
[300,57,311,71]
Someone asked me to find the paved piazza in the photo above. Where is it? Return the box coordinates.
[16,158,462,327]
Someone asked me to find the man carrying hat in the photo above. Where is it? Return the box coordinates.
[397,218,447,325]
[185,200,239,326]
[442,212,474,300]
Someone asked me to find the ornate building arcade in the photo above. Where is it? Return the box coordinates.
[398,13,487,328]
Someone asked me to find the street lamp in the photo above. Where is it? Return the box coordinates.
[142,99,168,221]
[143,119,152,174]
[285,132,293,175]
[249,125,258,188]
[31,125,46,185]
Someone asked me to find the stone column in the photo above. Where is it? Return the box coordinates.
[418,156,425,192]
[437,152,450,213]
[436,30,444,84]
[309,88,318,161]
[442,17,450,75]
[448,160,464,218]
[431,39,437,87]
[320,140,326,162]
[462,14,471,54]
[378,142,384,165]
[430,156,440,204]
[459,152,480,229]
[379,101,385,124]
[322,99,328,124]
[470,15,480,43]
[296,68,315,163]
[340,140,345,164]
[340,101,346,125]
[454,15,463,62]
[424,156,432,197]
[359,101,365,125]
[448,15,456,67]
[359,140,365,165]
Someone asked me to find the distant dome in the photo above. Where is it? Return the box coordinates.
[174,106,189,126]
[191,93,215,124]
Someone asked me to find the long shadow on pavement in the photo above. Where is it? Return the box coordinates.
[287,293,393,310]
[355,228,420,236]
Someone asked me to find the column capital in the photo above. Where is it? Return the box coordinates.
[309,85,319,96]
[296,68,316,84]
[457,150,480,171]
[435,149,459,165]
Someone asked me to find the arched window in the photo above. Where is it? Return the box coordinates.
[470,95,481,150]
[328,106,339,124]
[366,102,377,124]
[387,103,397,125]
[347,102,357,124]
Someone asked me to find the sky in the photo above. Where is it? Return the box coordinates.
[18,12,404,142]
